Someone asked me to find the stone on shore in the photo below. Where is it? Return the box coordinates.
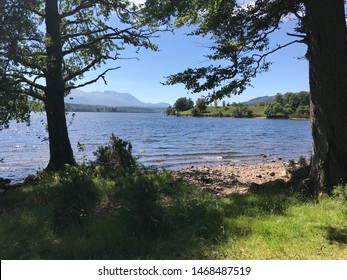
[173,162,291,195]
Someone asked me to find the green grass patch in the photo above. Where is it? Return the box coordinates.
[1,166,346,259]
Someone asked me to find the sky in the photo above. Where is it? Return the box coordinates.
[81,1,310,105]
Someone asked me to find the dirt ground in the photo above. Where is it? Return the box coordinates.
[172,162,292,195]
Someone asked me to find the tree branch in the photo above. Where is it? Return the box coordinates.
[9,73,46,97]
[65,67,120,91]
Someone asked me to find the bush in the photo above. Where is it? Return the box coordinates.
[165,106,176,116]
[333,184,347,204]
[232,104,253,118]
[265,102,288,118]
[92,134,137,175]
[116,171,165,232]
[191,107,200,117]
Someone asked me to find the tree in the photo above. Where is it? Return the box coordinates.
[265,91,310,118]
[144,0,347,198]
[0,0,37,130]
[1,0,157,170]
[165,105,175,115]
[273,93,284,106]
[173,97,194,111]
[264,102,286,118]
[195,97,207,112]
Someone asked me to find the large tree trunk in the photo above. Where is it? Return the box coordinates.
[306,0,347,197]
[44,0,75,170]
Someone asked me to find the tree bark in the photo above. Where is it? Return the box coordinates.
[44,0,75,170]
[306,0,347,197]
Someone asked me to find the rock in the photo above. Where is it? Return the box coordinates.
[280,170,289,178]
[269,172,276,176]
[201,177,213,184]
[256,174,262,178]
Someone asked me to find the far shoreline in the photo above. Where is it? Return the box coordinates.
[169,114,309,121]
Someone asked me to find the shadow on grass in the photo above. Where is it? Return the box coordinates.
[324,226,347,245]
[0,171,301,260]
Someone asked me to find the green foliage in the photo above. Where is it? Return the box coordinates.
[115,171,165,233]
[195,97,208,112]
[294,105,310,118]
[333,184,347,204]
[265,102,288,118]
[0,0,159,128]
[191,107,200,117]
[0,0,39,129]
[2,167,347,259]
[92,134,137,175]
[144,0,305,101]
[265,92,310,118]
[0,87,31,130]
[232,103,253,118]
[173,97,194,111]
[9,165,100,230]
[165,105,176,115]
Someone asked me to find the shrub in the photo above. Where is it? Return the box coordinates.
[232,104,253,118]
[116,171,165,233]
[165,106,176,116]
[333,184,347,204]
[92,134,137,175]
[191,107,200,117]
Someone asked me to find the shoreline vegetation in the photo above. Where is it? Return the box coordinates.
[1,135,347,259]
[166,91,310,119]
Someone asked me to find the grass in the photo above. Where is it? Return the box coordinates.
[1,165,347,259]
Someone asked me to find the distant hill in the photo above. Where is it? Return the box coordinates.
[65,103,164,113]
[65,89,170,108]
[243,96,274,106]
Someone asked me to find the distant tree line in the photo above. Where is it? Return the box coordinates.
[165,97,209,116]
[167,92,310,119]
[264,91,310,119]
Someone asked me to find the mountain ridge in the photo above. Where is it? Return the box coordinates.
[242,96,274,106]
[66,89,170,108]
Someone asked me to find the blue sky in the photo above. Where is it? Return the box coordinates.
[81,2,310,105]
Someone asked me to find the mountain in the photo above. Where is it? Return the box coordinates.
[65,89,170,108]
[243,96,274,106]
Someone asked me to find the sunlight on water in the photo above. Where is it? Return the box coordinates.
[0,113,312,182]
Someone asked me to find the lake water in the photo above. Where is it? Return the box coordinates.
[1,112,312,182]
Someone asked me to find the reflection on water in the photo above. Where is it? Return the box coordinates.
[0,112,312,182]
